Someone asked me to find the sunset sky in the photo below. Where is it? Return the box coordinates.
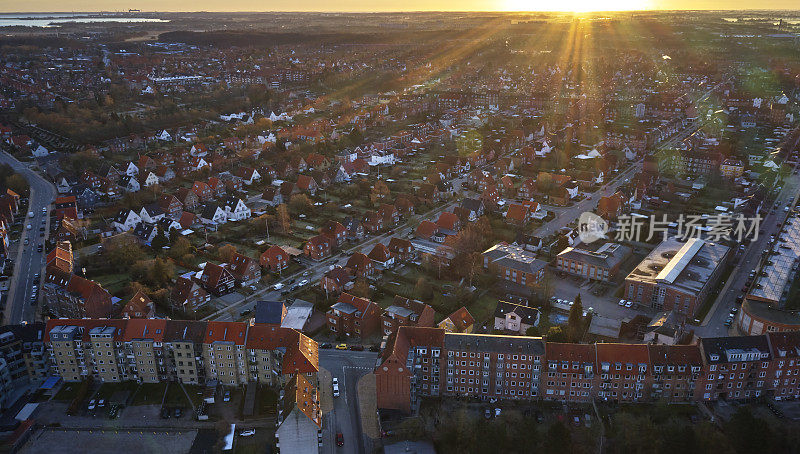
[3,0,800,13]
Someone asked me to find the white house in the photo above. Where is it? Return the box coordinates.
[200,204,228,226]
[156,130,172,141]
[119,175,140,193]
[223,197,251,221]
[112,210,142,232]
[125,162,139,176]
[139,205,165,224]
[142,171,159,187]
[32,144,49,158]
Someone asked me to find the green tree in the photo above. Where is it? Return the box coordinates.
[543,421,571,454]
[567,293,584,342]
[546,326,569,343]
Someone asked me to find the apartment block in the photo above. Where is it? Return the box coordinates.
[45,319,318,388]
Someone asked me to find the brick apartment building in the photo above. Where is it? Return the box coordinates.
[375,328,800,414]
[326,293,381,338]
[482,242,548,290]
[624,237,730,316]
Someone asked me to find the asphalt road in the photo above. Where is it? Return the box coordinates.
[697,168,800,337]
[319,349,378,454]
[0,152,56,324]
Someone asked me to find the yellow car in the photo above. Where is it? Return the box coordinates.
[335,343,348,350]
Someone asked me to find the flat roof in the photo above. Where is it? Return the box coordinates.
[626,236,729,295]
[749,216,800,305]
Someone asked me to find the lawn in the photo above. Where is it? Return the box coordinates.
[233,428,275,454]
[131,382,168,406]
[53,382,81,402]
[255,386,278,416]
[91,273,130,296]
[164,382,192,407]
[95,381,139,401]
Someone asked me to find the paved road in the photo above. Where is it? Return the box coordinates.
[319,349,378,454]
[0,152,56,324]
[697,164,800,337]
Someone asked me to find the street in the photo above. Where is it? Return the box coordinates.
[697,168,800,337]
[0,151,56,325]
[319,348,378,454]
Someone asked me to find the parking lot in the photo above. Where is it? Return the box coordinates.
[20,428,198,454]
[550,273,657,322]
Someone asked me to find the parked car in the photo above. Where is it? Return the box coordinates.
[320,343,332,349]
[348,344,364,351]
[87,400,96,411]
[336,433,344,447]
[618,299,626,306]
[625,301,633,308]
[223,391,231,402]
[240,429,256,437]
[160,407,170,419]
[335,343,348,350]
[332,378,340,398]
[174,407,182,418]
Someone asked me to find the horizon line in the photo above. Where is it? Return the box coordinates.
[2,9,800,13]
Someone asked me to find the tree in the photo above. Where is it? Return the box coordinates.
[276,203,292,234]
[352,277,371,299]
[546,326,569,343]
[5,174,29,196]
[567,293,584,342]
[148,258,174,288]
[169,237,192,260]
[725,407,771,454]
[151,227,169,250]
[217,244,238,263]
[414,277,432,300]
[289,194,313,213]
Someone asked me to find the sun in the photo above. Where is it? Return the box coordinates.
[501,0,653,12]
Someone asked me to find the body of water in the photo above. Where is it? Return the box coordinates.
[0,13,168,27]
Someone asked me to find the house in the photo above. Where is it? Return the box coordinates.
[139,204,165,224]
[493,301,540,334]
[367,243,394,269]
[415,220,444,243]
[597,192,625,219]
[380,296,436,336]
[198,263,236,295]
[192,181,213,201]
[121,290,155,319]
[296,175,318,195]
[320,220,347,248]
[200,204,228,226]
[221,197,251,221]
[43,273,113,319]
[505,203,531,225]
[556,242,632,282]
[235,167,261,186]
[227,252,261,286]
[140,171,159,188]
[53,218,80,242]
[133,222,159,244]
[326,293,381,338]
[54,195,79,220]
[304,235,331,261]
[158,194,183,220]
[388,237,415,261]
[342,217,364,241]
[460,198,485,221]
[438,307,475,333]
[346,252,375,278]
[482,242,548,290]
[175,187,199,210]
[321,266,354,294]
[171,276,211,312]
[260,245,290,273]
[119,175,140,192]
[435,211,461,233]
[379,204,400,226]
[363,211,383,234]
[112,209,142,232]
[261,187,283,207]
